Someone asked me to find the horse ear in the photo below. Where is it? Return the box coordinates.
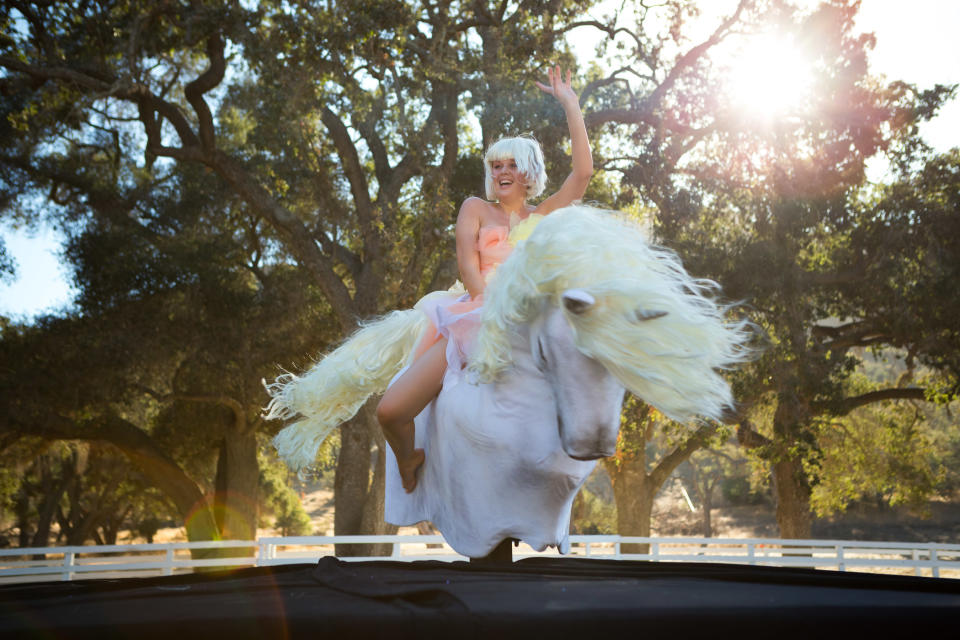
[633,308,668,321]
[562,289,595,315]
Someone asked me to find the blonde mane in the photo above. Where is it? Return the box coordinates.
[470,205,755,424]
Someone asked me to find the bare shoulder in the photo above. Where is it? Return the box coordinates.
[457,197,489,225]
[458,196,488,216]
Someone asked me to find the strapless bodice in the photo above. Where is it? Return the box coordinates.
[477,213,544,278]
[477,225,511,278]
[412,214,544,369]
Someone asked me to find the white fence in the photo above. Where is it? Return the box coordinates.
[1,536,958,583]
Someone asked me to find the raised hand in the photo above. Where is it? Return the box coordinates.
[535,65,579,108]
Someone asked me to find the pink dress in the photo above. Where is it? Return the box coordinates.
[413,225,512,372]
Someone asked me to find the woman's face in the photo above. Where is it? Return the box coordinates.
[490,158,527,201]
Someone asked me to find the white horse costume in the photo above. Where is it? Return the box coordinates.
[384,293,625,557]
[265,206,755,557]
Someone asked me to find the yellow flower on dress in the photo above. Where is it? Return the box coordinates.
[508,213,544,246]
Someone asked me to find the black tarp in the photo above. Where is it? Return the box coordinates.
[1,557,958,638]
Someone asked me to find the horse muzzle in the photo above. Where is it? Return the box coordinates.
[557,414,619,461]
[561,435,617,461]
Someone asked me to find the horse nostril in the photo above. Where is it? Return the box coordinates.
[569,453,602,461]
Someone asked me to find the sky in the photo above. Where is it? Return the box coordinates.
[1,0,958,320]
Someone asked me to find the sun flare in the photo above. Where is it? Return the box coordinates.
[726,35,814,119]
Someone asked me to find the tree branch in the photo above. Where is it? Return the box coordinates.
[551,20,645,56]
[207,150,358,330]
[584,0,749,129]
[320,107,376,239]
[25,412,220,541]
[649,424,716,488]
[0,56,202,153]
[737,419,772,450]
[648,0,748,106]
[315,232,362,280]
[133,385,246,427]
[819,387,927,416]
[10,1,58,61]
[802,266,866,288]
[183,33,225,152]
[356,111,391,192]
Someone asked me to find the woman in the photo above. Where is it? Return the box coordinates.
[376,65,594,493]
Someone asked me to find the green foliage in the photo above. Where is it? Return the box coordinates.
[570,488,616,535]
[685,441,765,507]
[2,0,959,544]
[259,451,312,537]
[809,403,942,517]
[0,439,176,547]
[654,138,960,534]
[720,475,767,507]
[0,238,13,282]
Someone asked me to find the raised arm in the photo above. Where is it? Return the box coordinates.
[455,197,487,299]
[533,66,593,216]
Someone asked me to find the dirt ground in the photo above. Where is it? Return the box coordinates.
[647,479,960,543]
[142,475,959,545]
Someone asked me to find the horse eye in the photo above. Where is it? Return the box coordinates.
[537,338,547,369]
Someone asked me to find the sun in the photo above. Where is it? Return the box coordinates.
[725,34,815,120]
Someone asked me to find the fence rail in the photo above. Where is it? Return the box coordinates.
[1,535,957,583]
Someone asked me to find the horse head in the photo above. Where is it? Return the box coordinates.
[529,289,624,461]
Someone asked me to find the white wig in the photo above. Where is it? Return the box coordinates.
[470,205,757,424]
[484,136,547,200]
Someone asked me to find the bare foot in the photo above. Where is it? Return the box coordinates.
[398,448,425,493]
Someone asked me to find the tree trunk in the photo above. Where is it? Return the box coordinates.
[82,416,222,548]
[771,396,814,540]
[701,485,713,538]
[334,403,397,557]
[772,457,812,539]
[33,415,222,550]
[214,439,228,535]
[31,460,70,549]
[359,425,399,556]
[100,505,129,545]
[604,419,711,554]
[14,489,32,548]
[214,429,260,545]
[334,409,372,557]
[606,457,658,555]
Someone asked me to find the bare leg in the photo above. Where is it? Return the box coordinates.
[376,337,448,492]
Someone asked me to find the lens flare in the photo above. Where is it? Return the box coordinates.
[726,34,814,120]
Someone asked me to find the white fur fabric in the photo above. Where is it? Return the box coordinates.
[384,332,596,558]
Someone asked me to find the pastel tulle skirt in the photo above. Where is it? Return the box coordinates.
[411,289,484,375]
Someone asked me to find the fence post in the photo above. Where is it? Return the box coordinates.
[164,547,174,576]
[62,550,75,582]
[261,540,276,563]
[3,537,957,582]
